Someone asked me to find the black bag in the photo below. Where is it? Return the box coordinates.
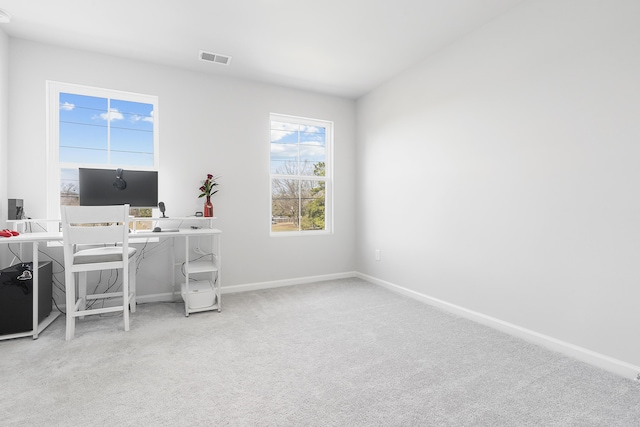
[0,263,33,295]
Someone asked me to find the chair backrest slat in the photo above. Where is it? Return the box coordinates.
[62,204,130,248]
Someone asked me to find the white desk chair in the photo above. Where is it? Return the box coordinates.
[61,204,137,340]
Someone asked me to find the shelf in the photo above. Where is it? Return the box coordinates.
[133,216,217,221]
[186,304,221,314]
[186,260,218,274]
[130,216,219,235]
[170,226,221,317]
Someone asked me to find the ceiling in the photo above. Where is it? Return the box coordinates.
[0,0,524,99]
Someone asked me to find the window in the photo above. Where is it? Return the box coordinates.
[47,82,159,220]
[270,114,333,235]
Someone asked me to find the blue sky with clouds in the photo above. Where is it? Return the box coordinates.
[270,120,326,175]
[59,92,155,190]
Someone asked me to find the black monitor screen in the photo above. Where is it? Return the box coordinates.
[79,168,158,208]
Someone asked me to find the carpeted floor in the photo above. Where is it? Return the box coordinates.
[1,278,640,426]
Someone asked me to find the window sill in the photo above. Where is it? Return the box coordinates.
[270,230,333,237]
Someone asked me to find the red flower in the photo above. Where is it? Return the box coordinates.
[198,173,219,198]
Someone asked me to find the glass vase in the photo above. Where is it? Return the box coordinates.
[204,196,214,217]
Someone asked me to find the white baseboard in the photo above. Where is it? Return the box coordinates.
[134,271,358,303]
[356,272,640,381]
[221,271,357,294]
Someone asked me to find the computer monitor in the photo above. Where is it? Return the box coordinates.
[79,168,158,208]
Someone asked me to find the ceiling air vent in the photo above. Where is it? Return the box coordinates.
[199,51,232,66]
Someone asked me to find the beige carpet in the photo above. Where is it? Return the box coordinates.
[2,278,640,426]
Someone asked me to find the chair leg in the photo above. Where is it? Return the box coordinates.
[122,266,130,332]
[78,272,87,320]
[64,270,76,341]
[129,259,136,313]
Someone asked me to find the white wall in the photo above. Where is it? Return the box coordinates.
[356,0,640,369]
[7,39,356,295]
[0,28,10,269]
[0,28,8,230]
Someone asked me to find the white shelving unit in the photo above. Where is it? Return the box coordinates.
[181,227,221,316]
[181,253,220,316]
[133,216,222,317]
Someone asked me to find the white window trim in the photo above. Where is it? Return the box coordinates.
[46,81,159,224]
[269,113,334,237]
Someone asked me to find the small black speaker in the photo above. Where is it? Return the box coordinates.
[8,199,23,220]
[158,202,167,218]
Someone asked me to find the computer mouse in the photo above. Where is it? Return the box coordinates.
[153,226,161,232]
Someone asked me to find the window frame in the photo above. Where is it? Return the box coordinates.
[46,81,159,223]
[269,113,333,236]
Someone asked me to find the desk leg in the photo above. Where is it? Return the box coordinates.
[184,235,189,317]
[32,241,39,339]
[217,234,222,312]
[170,236,175,300]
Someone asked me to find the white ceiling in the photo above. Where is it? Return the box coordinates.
[0,0,524,99]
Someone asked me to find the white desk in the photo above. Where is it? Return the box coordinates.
[0,225,222,340]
